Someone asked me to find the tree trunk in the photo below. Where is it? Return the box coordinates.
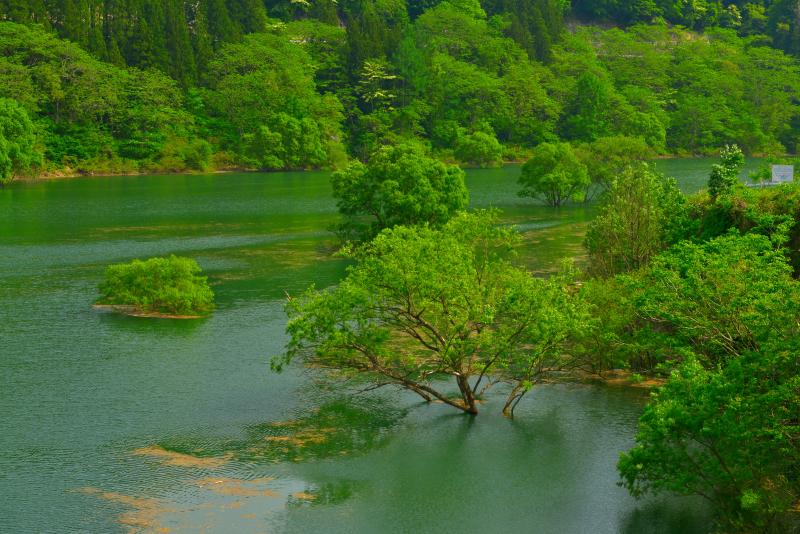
[456,375,478,415]
[502,383,528,418]
[381,367,477,415]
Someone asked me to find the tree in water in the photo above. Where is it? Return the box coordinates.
[518,142,589,207]
[331,143,468,241]
[276,211,588,416]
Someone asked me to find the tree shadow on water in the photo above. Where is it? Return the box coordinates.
[154,395,407,465]
[620,498,712,534]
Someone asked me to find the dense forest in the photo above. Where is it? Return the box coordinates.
[2,0,800,180]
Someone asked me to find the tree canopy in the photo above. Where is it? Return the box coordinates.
[2,4,800,175]
[97,255,215,316]
[0,97,38,183]
[585,164,685,277]
[518,142,589,206]
[277,211,589,416]
[331,143,468,241]
[619,346,800,532]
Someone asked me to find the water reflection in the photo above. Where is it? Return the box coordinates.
[621,499,712,534]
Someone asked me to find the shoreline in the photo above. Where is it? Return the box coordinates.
[11,153,776,184]
[92,304,209,320]
[15,167,243,183]
[578,369,665,389]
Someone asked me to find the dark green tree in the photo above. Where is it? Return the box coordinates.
[560,71,613,142]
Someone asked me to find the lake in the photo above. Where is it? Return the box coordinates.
[0,159,760,533]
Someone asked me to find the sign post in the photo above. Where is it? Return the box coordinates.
[772,165,794,184]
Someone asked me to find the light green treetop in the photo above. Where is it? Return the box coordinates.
[708,144,745,198]
[276,211,589,416]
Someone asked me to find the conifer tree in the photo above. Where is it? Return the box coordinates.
[226,0,268,34]
[165,0,197,86]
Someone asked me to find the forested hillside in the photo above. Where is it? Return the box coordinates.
[2,0,800,179]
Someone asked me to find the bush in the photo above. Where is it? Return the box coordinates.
[97,256,214,316]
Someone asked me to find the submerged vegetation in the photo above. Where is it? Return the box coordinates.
[330,143,468,242]
[277,211,589,416]
[97,255,214,317]
[283,148,800,531]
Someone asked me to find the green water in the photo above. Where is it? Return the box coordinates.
[0,161,741,533]
[653,156,763,192]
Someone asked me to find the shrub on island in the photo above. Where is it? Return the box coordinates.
[97,256,214,317]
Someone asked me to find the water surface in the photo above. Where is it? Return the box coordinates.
[0,162,736,533]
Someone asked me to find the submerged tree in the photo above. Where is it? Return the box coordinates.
[275,211,588,416]
[577,135,653,197]
[331,143,468,241]
[518,142,589,207]
[97,255,215,316]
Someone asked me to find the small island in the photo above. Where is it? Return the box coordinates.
[95,255,214,319]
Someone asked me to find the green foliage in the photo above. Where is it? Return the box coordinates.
[589,214,800,528]
[331,143,468,241]
[585,164,686,277]
[207,32,346,170]
[518,142,589,206]
[572,278,631,371]
[708,144,745,198]
[560,71,613,142]
[0,97,39,183]
[0,22,202,174]
[454,130,504,167]
[3,5,800,177]
[625,232,800,366]
[577,135,653,194]
[97,255,215,316]
[277,211,589,416]
[619,347,800,531]
[4,5,800,177]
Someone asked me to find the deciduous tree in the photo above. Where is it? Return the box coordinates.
[276,211,588,416]
[518,142,589,207]
[331,143,468,241]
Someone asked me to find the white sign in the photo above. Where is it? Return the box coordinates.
[772,165,794,183]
